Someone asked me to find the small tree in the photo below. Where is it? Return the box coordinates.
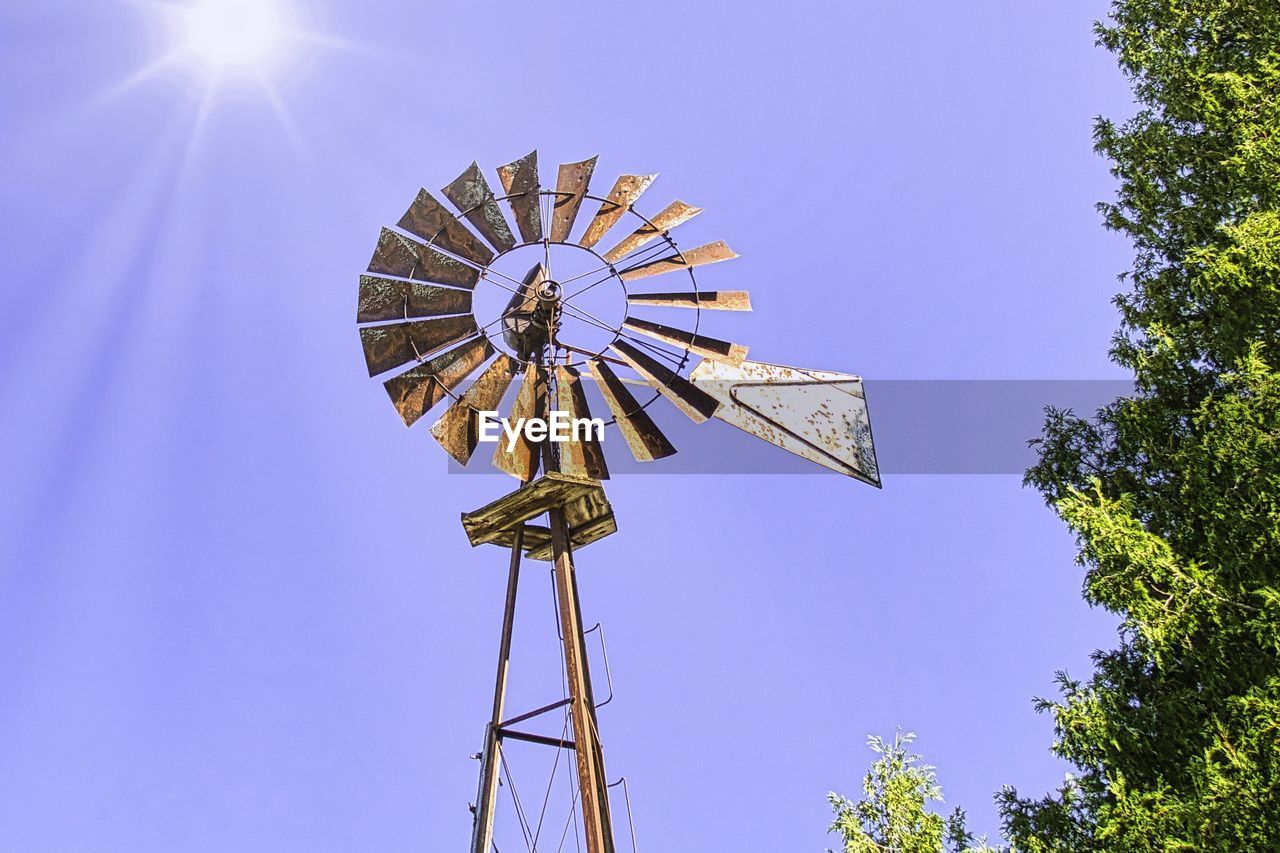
[828,732,999,853]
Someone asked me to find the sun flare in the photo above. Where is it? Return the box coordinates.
[171,0,292,76]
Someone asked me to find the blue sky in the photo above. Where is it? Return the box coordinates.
[1,1,1135,849]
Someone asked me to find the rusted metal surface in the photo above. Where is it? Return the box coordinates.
[554,365,610,481]
[578,173,658,250]
[550,156,598,242]
[623,317,748,366]
[462,479,616,560]
[442,162,517,253]
[608,339,720,423]
[496,150,543,243]
[524,489,615,560]
[690,358,881,487]
[461,472,604,547]
[367,227,480,289]
[502,263,551,361]
[548,506,617,853]
[492,365,546,481]
[357,274,471,323]
[382,336,493,426]
[626,290,752,311]
[358,315,480,377]
[396,189,494,265]
[586,358,677,462]
[600,200,702,263]
[617,240,738,282]
[430,355,517,465]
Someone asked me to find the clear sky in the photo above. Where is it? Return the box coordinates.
[1,1,1135,850]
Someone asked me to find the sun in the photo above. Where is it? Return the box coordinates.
[99,0,342,149]
[170,0,294,77]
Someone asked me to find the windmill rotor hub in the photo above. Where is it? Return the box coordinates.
[535,279,562,304]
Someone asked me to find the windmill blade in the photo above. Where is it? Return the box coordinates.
[493,365,547,481]
[368,228,480,289]
[430,354,518,465]
[357,275,472,323]
[549,156,598,242]
[382,337,494,427]
[553,365,609,480]
[497,150,543,243]
[690,358,881,487]
[359,315,479,377]
[396,189,494,265]
[578,173,657,250]
[617,240,738,282]
[442,162,517,253]
[601,200,702,264]
[585,359,677,462]
[626,290,752,312]
[623,317,748,366]
[608,339,720,423]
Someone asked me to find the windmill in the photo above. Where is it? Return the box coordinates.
[356,151,880,852]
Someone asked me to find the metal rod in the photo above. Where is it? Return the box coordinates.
[550,507,617,853]
[535,388,617,853]
[470,522,526,853]
[496,727,577,751]
[607,778,639,852]
[499,697,572,730]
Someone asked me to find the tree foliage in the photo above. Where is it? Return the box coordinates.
[829,732,998,853]
[1002,1,1280,849]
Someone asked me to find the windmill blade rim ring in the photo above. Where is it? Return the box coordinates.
[460,188,707,380]
[407,188,705,413]
[361,182,720,424]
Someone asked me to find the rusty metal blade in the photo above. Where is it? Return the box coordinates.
[368,228,480,289]
[357,275,472,323]
[600,200,702,263]
[553,365,609,480]
[608,339,719,423]
[585,359,676,462]
[430,354,518,465]
[382,337,493,427]
[442,162,516,253]
[626,290,752,311]
[578,174,657,250]
[358,315,479,377]
[497,150,542,243]
[396,189,494,265]
[618,240,738,282]
[623,317,748,366]
[493,365,547,481]
[549,156,598,242]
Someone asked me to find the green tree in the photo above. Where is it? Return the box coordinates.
[828,732,998,853]
[1001,1,1280,849]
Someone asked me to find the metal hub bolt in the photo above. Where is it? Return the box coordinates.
[535,279,562,304]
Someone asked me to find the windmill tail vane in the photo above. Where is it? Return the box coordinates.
[354,150,880,852]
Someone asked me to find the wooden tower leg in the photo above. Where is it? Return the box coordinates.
[549,506,617,853]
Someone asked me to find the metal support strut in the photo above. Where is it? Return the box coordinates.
[470,523,525,853]
[549,504,616,853]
